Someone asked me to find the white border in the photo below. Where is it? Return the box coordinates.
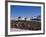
[8,2,43,35]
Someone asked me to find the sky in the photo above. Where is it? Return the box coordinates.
[11,5,41,18]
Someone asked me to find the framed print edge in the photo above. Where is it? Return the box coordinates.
[5,1,45,36]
